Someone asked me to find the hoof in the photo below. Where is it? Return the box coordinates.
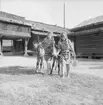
[34,71,37,73]
[49,73,53,76]
[49,71,52,75]
[58,72,60,75]
[62,76,66,79]
[60,75,63,78]
[67,75,70,78]
[60,75,67,79]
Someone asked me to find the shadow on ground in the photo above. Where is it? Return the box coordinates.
[0,66,44,75]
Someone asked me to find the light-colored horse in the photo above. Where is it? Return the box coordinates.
[33,42,45,72]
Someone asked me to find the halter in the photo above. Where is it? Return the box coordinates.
[52,43,60,57]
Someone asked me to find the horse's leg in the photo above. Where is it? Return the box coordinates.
[58,59,60,75]
[40,57,43,70]
[50,57,55,75]
[35,57,40,73]
[35,62,38,72]
[42,57,45,69]
[56,56,60,75]
[55,58,58,71]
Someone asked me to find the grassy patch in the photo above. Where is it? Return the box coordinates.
[0,67,102,105]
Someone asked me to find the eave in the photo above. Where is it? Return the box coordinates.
[0,29,30,39]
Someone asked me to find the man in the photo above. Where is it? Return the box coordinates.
[58,32,76,78]
[40,31,55,74]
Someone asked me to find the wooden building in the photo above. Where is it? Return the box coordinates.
[0,11,72,56]
[0,11,31,56]
[70,15,103,58]
[26,20,71,53]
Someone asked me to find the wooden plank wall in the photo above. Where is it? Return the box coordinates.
[0,22,30,33]
[28,34,46,51]
[76,32,103,57]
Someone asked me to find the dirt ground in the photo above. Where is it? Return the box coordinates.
[0,56,103,78]
[0,56,103,105]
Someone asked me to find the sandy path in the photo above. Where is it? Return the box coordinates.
[0,56,103,78]
[0,56,103,105]
[0,56,36,67]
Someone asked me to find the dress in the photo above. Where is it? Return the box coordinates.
[57,38,75,77]
[58,39,73,64]
[41,37,55,61]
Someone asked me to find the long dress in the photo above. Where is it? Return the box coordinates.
[58,39,74,77]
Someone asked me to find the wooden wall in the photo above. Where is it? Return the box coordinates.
[13,40,24,52]
[0,21,30,33]
[28,33,46,51]
[75,32,103,57]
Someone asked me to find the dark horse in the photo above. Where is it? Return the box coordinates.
[50,43,77,76]
[50,44,61,75]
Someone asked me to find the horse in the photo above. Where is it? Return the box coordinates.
[50,43,77,76]
[33,41,59,74]
[50,43,61,75]
[33,42,45,72]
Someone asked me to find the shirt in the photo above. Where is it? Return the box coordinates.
[58,39,74,61]
[41,37,55,54]
[40,37,55,60]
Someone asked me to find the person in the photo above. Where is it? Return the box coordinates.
[57,32,76,78]
[40,31,55,74]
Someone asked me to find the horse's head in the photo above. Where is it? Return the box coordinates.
[39,47,45,57]
[33,43,38,49]
[52,44,60,57]
[34,42,45,57]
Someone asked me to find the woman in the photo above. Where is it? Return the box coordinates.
[40,31,55,74]
[58,32,75,78]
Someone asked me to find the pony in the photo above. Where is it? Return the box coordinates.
[33,42,45,72]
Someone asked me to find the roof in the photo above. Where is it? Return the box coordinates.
[0,11,71,35]
[0,11,25,21]
[0,11,31,26]
[71,15,103,31]
[25,20,71,35]
[77,15,103,27]
[0,29,30,39]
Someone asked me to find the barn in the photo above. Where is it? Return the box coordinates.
[0,11,31,56]
[0,11,72,56]
[25,20,71,55]
[70,16,103,59]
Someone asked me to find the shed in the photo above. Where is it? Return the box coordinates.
[25,20,71,51]
[0,11,31,55]
[70,15,103,58]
